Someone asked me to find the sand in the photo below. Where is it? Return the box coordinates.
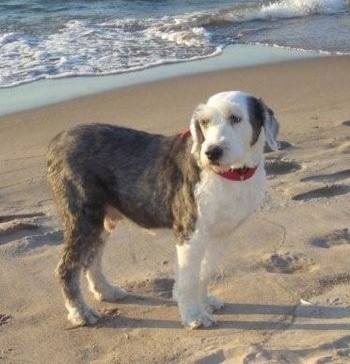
[1,56,350,363]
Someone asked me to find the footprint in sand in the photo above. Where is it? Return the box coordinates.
[243,348,282,364]
[0,213,63,255]
[262,252,315,274]
[310,228,350,249]
[243,336,350,364]
[292,185,350,201]
[301,169,350,183]
[0,213,44,245]
[312,273,350,301]
[0,212,46,223]
[23,229,63,249]
[337,141,350,154]
[1,229,63,257]
[0,221,40,241]
[126,278,175,299]
[0,314,12,327]
[265,159,302,176]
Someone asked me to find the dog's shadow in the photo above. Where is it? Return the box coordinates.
[218,303,350,331]
[96,295,350,331]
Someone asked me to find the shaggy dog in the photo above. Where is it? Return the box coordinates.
[47,91,279,329]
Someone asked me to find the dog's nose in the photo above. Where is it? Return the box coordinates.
[205,145,223,162]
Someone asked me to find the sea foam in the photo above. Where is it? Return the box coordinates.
[260,0,347,19]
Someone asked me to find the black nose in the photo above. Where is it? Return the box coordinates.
[205,145,223,161]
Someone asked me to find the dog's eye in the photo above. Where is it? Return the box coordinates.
[199,118,210,128]
[229,115,241,125]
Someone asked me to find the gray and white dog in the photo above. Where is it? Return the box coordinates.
[47,91,279,329]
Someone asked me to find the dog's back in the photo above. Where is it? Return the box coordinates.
[48,124,198,229]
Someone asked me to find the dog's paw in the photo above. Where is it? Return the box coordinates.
[182,310,217,330]
[68,307,101,326]
[89,284,127,302]
[206,295,224,313]
[99,285,127,302]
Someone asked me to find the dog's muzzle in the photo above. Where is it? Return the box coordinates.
[205,145,223,164]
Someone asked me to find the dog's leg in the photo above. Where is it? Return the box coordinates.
[172,259,180,302]
[56,233,102,327]
[175,240,216,329]
[85,231,126,302]
[199,241,226,314]
[55,200,109,326]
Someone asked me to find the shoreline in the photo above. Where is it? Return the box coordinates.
[0,44,323,117]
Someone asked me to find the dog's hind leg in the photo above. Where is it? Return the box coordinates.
[85,229,127,303]
[56,221,103,326]
[52,178,115,325]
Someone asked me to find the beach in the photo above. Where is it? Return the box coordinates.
[1,55,350,363]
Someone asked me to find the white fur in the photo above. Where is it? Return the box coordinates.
[175,166,266,328]
[174,91,278,329]
[209,91,279,151]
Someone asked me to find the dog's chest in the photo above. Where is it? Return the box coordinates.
[194,167,266,236]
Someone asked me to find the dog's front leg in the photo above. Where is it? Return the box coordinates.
[199,239,226,313]
[175,239,216,329]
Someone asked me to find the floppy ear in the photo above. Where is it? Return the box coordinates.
[263,105,280,151]
[248,97,279,150]
[190,106,205,156]
[258,99,279,151]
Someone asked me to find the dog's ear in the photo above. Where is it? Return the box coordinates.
[258,99,280,151]
[264,105,279,151]
[248,97,279,150]
[190,106,205,156]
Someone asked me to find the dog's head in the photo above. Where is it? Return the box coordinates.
[190,91,279,171]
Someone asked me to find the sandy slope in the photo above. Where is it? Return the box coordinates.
[1,56,350,363]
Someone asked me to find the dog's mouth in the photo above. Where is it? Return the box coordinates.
[209,161,233,173]
[204,149,247,173]
[209,159,248,174]
[208,160,227,172]
[208,161,260,181]
[209,160,221,167]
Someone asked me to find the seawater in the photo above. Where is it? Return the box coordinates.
[0,0,349,88]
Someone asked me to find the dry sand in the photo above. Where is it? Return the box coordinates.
[1,56,350,363]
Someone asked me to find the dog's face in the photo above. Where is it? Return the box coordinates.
[190,91,279,171]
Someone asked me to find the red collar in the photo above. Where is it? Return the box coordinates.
[217,166,258,181]
[181,127,258,181]
[181,127,191,139]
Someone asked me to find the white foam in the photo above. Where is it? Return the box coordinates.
[251,41,350,56]
[260,0,346,19]
[182,0,347,25]
[0,16,217,88]
[145,22,211,47]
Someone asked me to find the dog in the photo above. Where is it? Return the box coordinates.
[47,91,279,329]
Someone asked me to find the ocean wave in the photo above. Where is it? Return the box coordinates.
[176,0,348,28]
[0,0,348,88]
[145,23,211,47]
[260,0,347,19]
[251,41,350,56]
[0,47,223,89]
[0,16,219,88]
